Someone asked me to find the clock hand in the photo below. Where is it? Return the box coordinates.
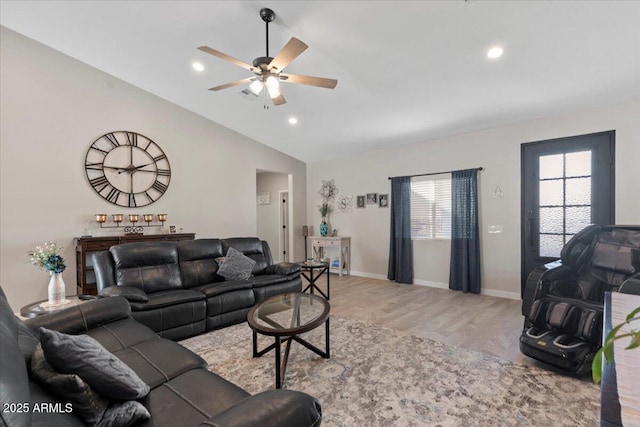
[116,163,155,174]
[102,165,127,172]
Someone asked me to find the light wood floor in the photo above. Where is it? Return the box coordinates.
[323,274,528,364]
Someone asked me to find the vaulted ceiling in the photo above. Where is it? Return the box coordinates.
[2,1,639,162]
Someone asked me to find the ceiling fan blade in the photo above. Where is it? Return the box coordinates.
[198,46,256,72]
[208,77,254,91]
[268,37,308,73]
[281,73,338,89]
[272,93,287,106]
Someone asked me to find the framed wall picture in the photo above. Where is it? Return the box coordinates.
[257,192,271,205]
[366,193,378,205]
[379,194,389,207]
[336,195,353,213]
[356,195,365,208]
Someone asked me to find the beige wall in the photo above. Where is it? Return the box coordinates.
[0,27,307,310]
[307,100,640,299]
[256,172,289,262]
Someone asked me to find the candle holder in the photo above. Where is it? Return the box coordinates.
[96,213,168,235]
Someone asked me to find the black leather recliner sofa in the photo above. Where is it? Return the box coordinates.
[520,224,640,375]
[93,237,302,340]
[0,286,322,427]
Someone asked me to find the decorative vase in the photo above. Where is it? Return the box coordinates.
[319,218,329,236]
[47,272,66,306]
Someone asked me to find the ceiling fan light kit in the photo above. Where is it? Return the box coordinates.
[198,7,337,106]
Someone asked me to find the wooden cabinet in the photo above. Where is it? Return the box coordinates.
[311,236,351,276]
[74,233,195,295]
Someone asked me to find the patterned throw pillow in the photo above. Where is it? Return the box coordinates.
[39,328,150,400]
[216,247,256,280]
[31,345,109,426]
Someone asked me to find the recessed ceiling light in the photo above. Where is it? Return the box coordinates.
[288,117,298,125]
[487,47,504,59]
[192,62,205,72]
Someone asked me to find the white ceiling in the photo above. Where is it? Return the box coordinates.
[1,1,639,163]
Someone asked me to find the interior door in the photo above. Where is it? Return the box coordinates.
[521,131,615,295]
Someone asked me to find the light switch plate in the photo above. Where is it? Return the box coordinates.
[488,225,503,234]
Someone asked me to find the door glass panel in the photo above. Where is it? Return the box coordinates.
[566,177,591,205]
[538,150,593,258]
[566,151,591,177]
[540,235,564,257]
[540,180,564,206]
[566,206,591,233]
[539,154,564,179]
[540,207,564,233]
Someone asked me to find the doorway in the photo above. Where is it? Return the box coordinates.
[256,171,292,263]
[521,131,615,295]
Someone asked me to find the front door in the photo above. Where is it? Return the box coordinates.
[521,131,615,295]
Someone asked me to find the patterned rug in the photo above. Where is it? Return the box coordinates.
[181,315,599,427]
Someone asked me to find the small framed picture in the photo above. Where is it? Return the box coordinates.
[356,195,365,208]
[379,194,389,207]
[169,225,176,234]
[366,193,378,205]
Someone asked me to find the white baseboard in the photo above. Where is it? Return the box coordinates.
[348,272,521,300]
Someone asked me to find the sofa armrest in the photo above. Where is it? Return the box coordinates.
[24,296,131,335]
[201,389,321,427]
[265,262,301,276]
[619,273,640,295]
[100,285,149,302]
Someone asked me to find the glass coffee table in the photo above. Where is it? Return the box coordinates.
[247,293,330,389]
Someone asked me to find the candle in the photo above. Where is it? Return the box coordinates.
[143,214,154,223]
[157,214,167,222]
[95,214,107,223]
[129,214,139,223]
[112,214,124,223]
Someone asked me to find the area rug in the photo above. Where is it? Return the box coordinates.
[181,315,599,427]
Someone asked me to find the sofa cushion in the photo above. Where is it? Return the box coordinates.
[265,262,302,276]
[99,401,150,427]
[222,238,270,275]
[177,239,225,288]
[216,247,256,281]
[39,328,150,400]
[142,369,250,426]
[111,242,183,293]
[112,338,207,389]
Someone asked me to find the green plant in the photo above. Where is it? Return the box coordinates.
[592,306,640,383]
[28,241,66,274]
[318,203,332,217]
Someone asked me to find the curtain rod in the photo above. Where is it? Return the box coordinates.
[387,167,483,180]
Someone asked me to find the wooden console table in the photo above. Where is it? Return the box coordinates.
[74,233,195,295]
[311,236,350,276]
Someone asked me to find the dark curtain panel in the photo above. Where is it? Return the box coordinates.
[449,169,481,293]
[388,176,413,284]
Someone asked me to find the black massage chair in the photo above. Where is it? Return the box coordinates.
[520,224,640,375]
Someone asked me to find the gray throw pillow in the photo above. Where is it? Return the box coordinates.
[216,247,256,280]
[31,345,109,426]
[39,328,150,400]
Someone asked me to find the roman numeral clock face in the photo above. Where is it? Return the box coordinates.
[85,131,171,207]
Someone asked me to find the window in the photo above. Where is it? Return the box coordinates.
[538,150,592,257]
[410,175,451,239]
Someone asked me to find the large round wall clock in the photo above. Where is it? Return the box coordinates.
[84,131,171,207]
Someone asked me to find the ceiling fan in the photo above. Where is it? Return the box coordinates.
[198,7,338,106]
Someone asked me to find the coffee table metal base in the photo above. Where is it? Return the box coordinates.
[252,318,330,389]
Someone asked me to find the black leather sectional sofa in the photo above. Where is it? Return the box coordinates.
[93,237,302,340]
[0,286,322,427]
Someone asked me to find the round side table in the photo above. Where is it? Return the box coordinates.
[20,295,97,318]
